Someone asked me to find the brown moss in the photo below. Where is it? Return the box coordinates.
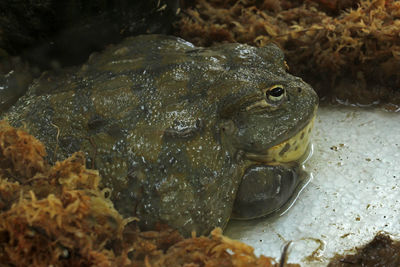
[144,228,279,267]
[0,120,47,179]
[328,233,400,266]
[0,121,291,266]
[177,0,400,107]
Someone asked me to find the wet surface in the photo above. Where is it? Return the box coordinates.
[225,105,400,266]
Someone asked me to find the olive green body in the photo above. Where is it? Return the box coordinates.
[3,35,318,236]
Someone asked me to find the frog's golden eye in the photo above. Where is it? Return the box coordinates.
[266,85,285,102]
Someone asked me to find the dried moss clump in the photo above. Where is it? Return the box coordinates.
[0,121,291,266]
[177,0,400,107]
[0,121,130,266]
[0,121,47,178]
[328,233,400,266]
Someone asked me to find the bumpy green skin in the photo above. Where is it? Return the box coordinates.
[3,35,318,236]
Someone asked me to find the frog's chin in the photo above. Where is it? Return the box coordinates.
[244,117,315,164]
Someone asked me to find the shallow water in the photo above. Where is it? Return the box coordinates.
[225,105,400,266]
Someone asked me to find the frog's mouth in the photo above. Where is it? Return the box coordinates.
[245,116,315,164]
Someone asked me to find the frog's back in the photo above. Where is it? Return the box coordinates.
[3,35,243,235]
[5,35,224,157]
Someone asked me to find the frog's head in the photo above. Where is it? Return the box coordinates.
[217,43,318,164]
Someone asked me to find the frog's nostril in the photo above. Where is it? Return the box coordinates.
[220,120,236,135]
[297,87,302,93]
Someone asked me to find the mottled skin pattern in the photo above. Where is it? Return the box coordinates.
[3,35,318,236]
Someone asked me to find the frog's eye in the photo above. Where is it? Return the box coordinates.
[266,85,285,102]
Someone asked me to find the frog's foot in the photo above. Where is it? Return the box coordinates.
[232,164,300,219]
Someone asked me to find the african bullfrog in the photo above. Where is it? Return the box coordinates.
[2,35,318,236]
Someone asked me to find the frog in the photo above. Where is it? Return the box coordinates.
[2,34,318,236]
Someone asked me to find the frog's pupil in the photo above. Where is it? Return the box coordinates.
[268,87,284,97]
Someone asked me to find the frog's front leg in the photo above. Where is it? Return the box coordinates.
[119,119,240,237]
[232,164,302,219]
